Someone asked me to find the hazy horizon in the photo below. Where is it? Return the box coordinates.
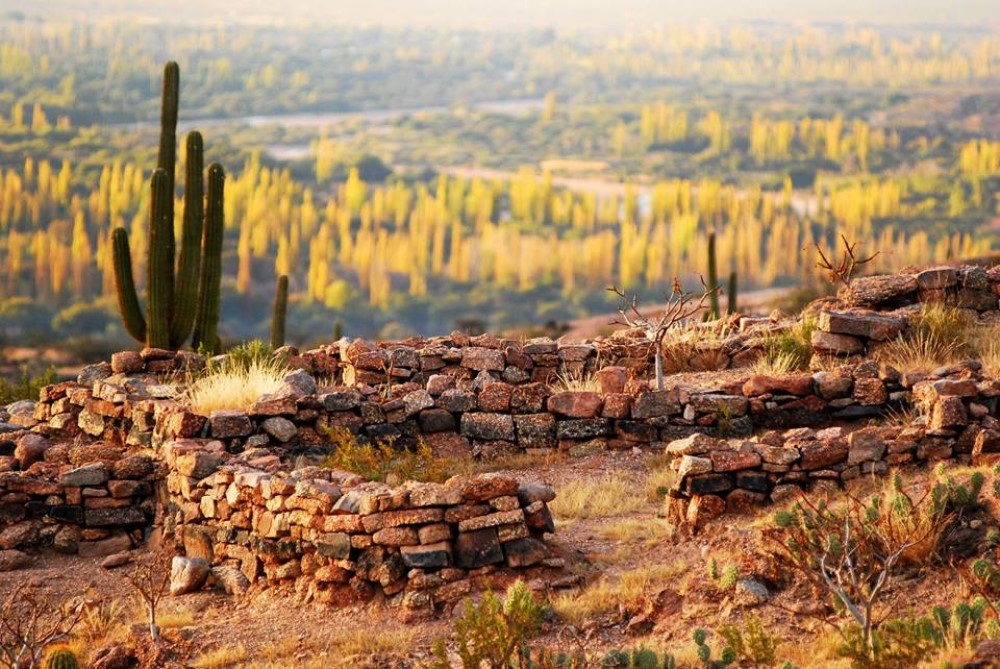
[6,0,1000,30]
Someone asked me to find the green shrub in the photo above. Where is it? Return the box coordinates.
[321,426,460,483]
[430,580,548,669]
[693,628,734,668]
[760,318,815,371]
[717,614,778,666]
[0,365,55,405]
[215,339,276,372]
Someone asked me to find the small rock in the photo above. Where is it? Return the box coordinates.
[732,578,769,607]
[170,556,211,595]
[277,369,317,398]
[91,645,138,669]
[261,417,297,443]
[0,549,31,572]
[100,552,132,569]
[211,565,251,595]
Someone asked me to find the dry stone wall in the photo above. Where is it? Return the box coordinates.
[668,360,1000,527]
[165,439,559,606]
[5,264,1000,579]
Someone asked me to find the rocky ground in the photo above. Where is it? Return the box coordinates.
[2,447,991,669]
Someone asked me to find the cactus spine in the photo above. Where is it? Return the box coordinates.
[707,231,720,319]
[727,270,738,315]
[112,61,225,351]
[270,274,288,349]
[43,648,80,669]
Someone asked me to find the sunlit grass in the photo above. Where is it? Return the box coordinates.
[551,562,688,624]
[549,473,648,520]
[184,357,288,416]
[190,644,249,669]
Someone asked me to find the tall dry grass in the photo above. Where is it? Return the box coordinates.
[184,357,288,416]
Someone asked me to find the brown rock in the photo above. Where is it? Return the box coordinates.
[546,391,602,418]
[458,474,519,502]
[461,347,505,372]
[372,527,419,546]
[710,442,762,472]
[742,375,814,397]
[478,383,513,412]
[0,549,31,571]
[455,528,504,568]
[931,396,968,430]
[799,439,848,470]
[811,330,865,355]
[839,274,918,308]
[853,378,888,406]
[818,310,906,342]
[847,428,886,465]
[686,494,726,528]
[595,367,627,394]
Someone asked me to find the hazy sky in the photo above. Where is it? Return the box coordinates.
[8,0,1000,29]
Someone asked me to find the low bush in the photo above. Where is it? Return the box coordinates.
[0,365,55,405]
[321,427,459,483]
[429,580,548,669]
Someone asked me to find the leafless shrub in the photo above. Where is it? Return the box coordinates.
[0,582,85,669]
[608,277,719,389]
[814,234,879,288]
[128,545,174,645]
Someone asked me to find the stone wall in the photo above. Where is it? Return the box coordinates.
[0,442,159,559]
[668,361,1000,527]
[165,439,558,606]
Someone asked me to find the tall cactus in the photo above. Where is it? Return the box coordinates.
[112,61,225,351]
[270,274,288,349]
[707,230,720,319]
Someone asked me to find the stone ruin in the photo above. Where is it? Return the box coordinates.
[2,264,1000,605]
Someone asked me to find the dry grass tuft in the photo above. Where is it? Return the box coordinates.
[877,304,975,372]
[184,357,288,416]
[550,371,602,393]
[548,474,649,520]
[190,644,249,669]
[551,563,687,624]
[748,350,803,376]
[596,517,674,544]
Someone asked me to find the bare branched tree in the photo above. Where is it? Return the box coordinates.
[0,582,85,669]
[814,233,880,287]
[128,545,173,645]
[608,277,719,390]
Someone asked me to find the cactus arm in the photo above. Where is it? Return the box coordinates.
[193,163,225,353]
[146,169,172,348]
[111,227,147,343]
[169,131,204,347]
[271,274,288,349]
[159,62,179,291]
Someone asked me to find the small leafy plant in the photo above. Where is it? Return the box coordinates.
[322,426,460,483]
[430,580,548,669]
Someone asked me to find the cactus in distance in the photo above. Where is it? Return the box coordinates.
[270,275,289,349]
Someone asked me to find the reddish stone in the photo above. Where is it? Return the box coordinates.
[478,383,513,412]
[799,439,848,470]
[601,393,631,419]
[595,367,627,395]
[546,392,602,418]
[742,374,814,397]
[709,443,762,472]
